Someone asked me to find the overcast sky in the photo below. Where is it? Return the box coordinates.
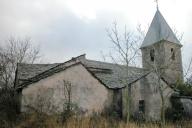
[0,0,192,66]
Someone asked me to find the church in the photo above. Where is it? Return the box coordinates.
[15,9,184,120]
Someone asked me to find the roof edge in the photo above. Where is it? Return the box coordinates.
[140,39,182,49]
[16,61,83,90]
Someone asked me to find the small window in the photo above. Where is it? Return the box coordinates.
[150,49,155,62]
[171,48,175,60]
[139,100,145,113]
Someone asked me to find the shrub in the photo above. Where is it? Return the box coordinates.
[175,80,192,97]
[60,102,80,123]
[132,111,145,122]
[0,87,20,124]
[165,96,186,121]
[16,112,59,128]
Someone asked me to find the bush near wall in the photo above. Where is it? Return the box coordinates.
[165,96,186,121]
[0,87,20,127]
[175,80,192,97]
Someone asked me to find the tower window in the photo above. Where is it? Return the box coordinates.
[150,49,155,62]
[171,48,175,60]
[139,100,145,113]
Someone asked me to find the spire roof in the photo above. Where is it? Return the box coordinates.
[140,10,181,48]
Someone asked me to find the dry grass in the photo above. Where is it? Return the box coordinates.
[8,113,192,128]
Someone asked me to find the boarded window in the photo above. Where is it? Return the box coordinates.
[171,48,175,60]
[150,49,155,62]
[139,100,145,113]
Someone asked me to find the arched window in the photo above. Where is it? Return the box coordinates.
[171,48,175,60]
[150,49,155,62]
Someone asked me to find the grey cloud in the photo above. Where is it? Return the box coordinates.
[0,0,191,65]
[0,0,132,63]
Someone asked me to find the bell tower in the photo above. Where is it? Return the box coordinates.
[140,9,183,84]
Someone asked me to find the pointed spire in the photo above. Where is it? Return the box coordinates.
[155,0,159,10]
[140,10,181,48]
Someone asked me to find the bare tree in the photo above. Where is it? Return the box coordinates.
[106,22,143,122]
[143,31,184,126]
[0,37,41,87]
[61,80,79,123]
[63,80,72,113]
[146,46,175,126]
[106,21,186,125]
[183,57,192,82]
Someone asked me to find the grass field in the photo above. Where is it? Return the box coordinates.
[3,113,189,128]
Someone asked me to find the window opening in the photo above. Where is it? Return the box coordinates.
[171,48,175,60]
[139,100,145,113]
[150,49,155,62]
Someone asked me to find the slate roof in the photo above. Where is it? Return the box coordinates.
[81,59,149,89]
[15,55,149,89]
[17,63,59,80]
[141,9,181,48]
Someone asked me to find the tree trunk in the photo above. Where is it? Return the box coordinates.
[161,96,165,128]
[126,85,131,123]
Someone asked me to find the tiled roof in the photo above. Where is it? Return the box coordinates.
[15,55,149,89]
[81,59,149,89]
[17,63,59,80]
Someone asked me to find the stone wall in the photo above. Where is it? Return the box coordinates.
[141,41,183,84]
[163,41,183,83]
[143,72,173,120]
[122,72,173,121]
[21,63,112,115]
[141,41,165,69]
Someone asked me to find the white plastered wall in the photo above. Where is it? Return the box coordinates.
[21,64,111,115]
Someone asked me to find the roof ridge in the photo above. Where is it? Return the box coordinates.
[17,55,143,70]
[17,63,58,66]
[84,59,144,70]
[16,54,149,89]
